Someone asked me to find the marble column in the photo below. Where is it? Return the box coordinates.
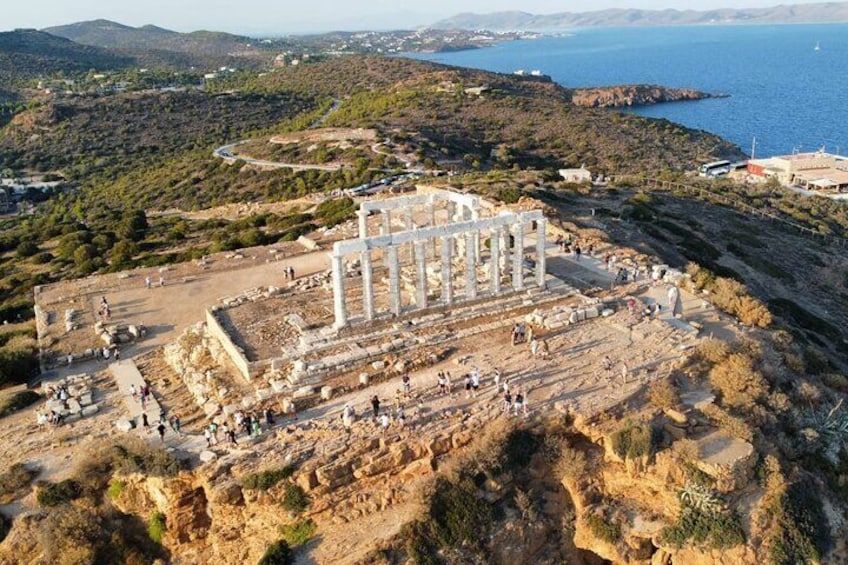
[414,240,427,308]
[490,227,501,295]
[331,253,347,329]
[471,208,481,264]
[501,227,510,279]
[361,249,375,321]
[426,201,437,257]
[357,209,369,239]
[465,231,477,300]
[387,245,401,316]
[512,221,525,291]
[380,210,391,235]
[441,236,453,306]
[404,208,414,263]
[446,201,457,255]
[536,218,547,289]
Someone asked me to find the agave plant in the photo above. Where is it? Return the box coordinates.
[679,482,725,515]
[806,398,848,466]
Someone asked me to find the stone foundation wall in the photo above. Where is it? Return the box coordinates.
[205,309,254,382]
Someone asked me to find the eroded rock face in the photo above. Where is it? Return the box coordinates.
[571,85,721,108]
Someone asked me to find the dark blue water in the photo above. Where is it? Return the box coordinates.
[409,25,848,158]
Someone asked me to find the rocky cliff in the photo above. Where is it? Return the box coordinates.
[571,85,724,108]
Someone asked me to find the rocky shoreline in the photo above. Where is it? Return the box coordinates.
[571,84,727,108]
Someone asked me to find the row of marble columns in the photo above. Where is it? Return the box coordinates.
[331,219,547,329]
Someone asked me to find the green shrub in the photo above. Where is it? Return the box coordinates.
[279,518,316,547]
[281,483,310,514]
[0,390,41,417]
[496,187,522,204]
[0,462,37,503]
[428,478,492,551]
[37,479,81,507]
[586,512,621,544]
[242,466,295,491]
[399,520,440,565]
[314,197,355,228]
[32,252,54,264]
[502,428,542,471]
[609,421,655,460]
[555,444,587,481]
[15,241,39,258]
[147,512,166,544]
[108,479,126,500]
[258,539,294,565]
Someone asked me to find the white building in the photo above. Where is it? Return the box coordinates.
[558,167,592,183]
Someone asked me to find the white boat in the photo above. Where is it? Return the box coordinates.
[814,42,821,51]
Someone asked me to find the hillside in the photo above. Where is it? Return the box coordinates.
[434,1,848,29]
[43,19,282,69]
[0,29,135,83]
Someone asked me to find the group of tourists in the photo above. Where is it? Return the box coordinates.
[144,275,166,288]
[203,407,276,448]
[282,265,296,280]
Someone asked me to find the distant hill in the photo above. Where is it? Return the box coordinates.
[433,2,848,29]
[43,19,278,69]
[0,29,135,82]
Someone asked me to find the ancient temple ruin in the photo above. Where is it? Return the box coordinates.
[330,188,547,328]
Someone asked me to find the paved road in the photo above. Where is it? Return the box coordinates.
[213,142,345,172]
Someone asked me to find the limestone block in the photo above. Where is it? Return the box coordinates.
[115,419,134,432]
[64,413,81,423]
[67,400,82,414]
[694,431,756,493]
[664,408,689,425]
[203,402,221,417]
[576,309,586,322]
[391,338,404,350]
[316,463,352,489]
[680,390,716,411]
[569,311,579,324]
[81,405,99,417]
[371,360,386,371]
[293,386,314,399]
[255,388,273,402]
[451,430,473,449]
[585,306,600,319]
[79,393,93,406]
[320,386,333,400]
[241,396,256,408]
[199,450,218,463]
[223,404,240,416]
[401,458,434,478]
[296,470,319,492]
[270,379,287,393]
[601,308,615,317]
[359,373,370,386]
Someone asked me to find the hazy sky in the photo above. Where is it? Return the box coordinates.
[4,0,829,35]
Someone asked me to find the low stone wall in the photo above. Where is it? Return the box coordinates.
[206,309,254,382]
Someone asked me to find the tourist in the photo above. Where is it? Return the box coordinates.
[395,406,406,428]
[157,422,166,443]
[575,245,582,261]
[283,266,289,281]
[513,389,525,417]
[530,338,539,357]
[602,355,613,378]
[527,325,534,344]
[444,372,453,395]
[204,428,213,448]
[370,395,381,419]
[141,412,150,431]
[401,374,411,399]
[102,347,110,362]
[159,276,165,287]
[264,407,275,426]
[621,362,629,385]
[227,428,238,446]
[380,413,390,434]
[288,266,295,280]
[251,419,262,437]
[502,390,512,413]
[114,349,120,361]
[145,276,152,289]
[67,352,73,366]
[130,384,137,402]
[394,389,404,411]
[210,422,219,443]
[511,323,519,346]
[627,298,636,317]
[437,372,447,395]
[464,373,473,399]
[342,403,355,431]
[540,340,550,359]
[471,367,481,397]
[518,323,526,343]
[492,369,501,393]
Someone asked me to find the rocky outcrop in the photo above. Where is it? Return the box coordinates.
[571,85,725,108]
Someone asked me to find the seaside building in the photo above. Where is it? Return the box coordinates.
[747,151,848,194]
[558,167,593,183]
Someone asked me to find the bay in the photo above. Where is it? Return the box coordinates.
[409,24,848,159]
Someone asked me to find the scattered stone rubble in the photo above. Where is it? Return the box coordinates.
[39,372,100,421]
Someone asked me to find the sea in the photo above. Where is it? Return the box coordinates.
[408,24,848,159]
